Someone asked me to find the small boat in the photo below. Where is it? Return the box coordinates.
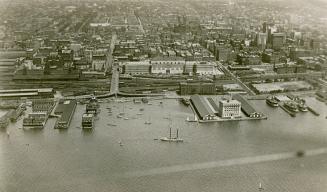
[298,103,308,112]
[123,117,129,120]
[284,102,299,112]
[107,123,117,127]
[116,115,123,118]
[266,96,278,107]
[118,140,124,146]
[145,121,151,125]
[258,182,264,191]
[179,98,190,106]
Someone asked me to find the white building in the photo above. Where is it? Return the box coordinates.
[218,100,241,118]
[185,61,223,76]
[124,61,150,75]
[151,56,185,74]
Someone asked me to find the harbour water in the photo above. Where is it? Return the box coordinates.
[0,97,327,192]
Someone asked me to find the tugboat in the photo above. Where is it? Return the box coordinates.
[284,102,299,112]
[266,96,278,107]
[179,98,190,106]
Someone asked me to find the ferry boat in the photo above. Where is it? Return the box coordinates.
[23,112,48,129]
[298,103,308,112]
[86,97,100,114]
[179,98,190,106]
[82,113,94,129]
[284,102,299,112]
[266,96,278,107]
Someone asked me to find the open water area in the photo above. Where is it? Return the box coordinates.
[0,97,327,192]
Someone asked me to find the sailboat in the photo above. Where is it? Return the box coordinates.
[258,182,264,191]
[144,116,152,125]
[160,128,183,142]
[160,118,183,142]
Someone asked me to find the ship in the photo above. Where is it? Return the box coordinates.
[284,102,299,112]
[160,128,183,142]
[298,103,308,112]
[266,96,278,107]
[86,97,100,114]
[179,98,190,106]
[160,118,183,142]
[82,113,94,129]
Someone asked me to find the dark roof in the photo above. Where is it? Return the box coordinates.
[232,94,257,115]
[207,97,219,113]
[190,95,215,118]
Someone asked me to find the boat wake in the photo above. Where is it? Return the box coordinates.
[121,147,327,178]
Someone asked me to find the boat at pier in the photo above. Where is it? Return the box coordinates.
[284,102,299,112]
[179,98,190,106]
[266,96,279,107]
[82,113,94,129]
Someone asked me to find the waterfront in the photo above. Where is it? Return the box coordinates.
[0,97,326,192]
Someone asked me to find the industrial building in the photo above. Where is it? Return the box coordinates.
[54,99,77,129]
[0,88,55,99]
[190,95,215,120]
[233,94,263,118]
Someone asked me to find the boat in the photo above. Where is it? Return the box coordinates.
[82,113,94,129]
[160,118,183,142]
[160,128,183,142]
[123,117,129,120]
[298,103,308,112]
[107,123,117,127]
[136,112,143,115]
[116,114,123,118]
[258,183,264,191]
[144,116,151,125]
[179,98,190,106]
[284,102,299,112]
[86,97,100,114]
[186,117,197,122]
[266,96,278,107]
[142,98,148,103]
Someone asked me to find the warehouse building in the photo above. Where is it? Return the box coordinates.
[190,95,215,120]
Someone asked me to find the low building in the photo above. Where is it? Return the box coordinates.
[218,99,241,118]
[151,56,185,74]
[233,94,263,118]
[123,61,151,75]
[190,95,216,120]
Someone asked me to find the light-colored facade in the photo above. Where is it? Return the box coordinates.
[218,100,241,118]
[151,57,185,74]
[124,61,151,75]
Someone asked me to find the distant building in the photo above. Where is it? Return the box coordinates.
[256,33,267,50]
[218,99,241,118]
[151,56,185,74]
[271,33,285,50]
[123,61,151,75]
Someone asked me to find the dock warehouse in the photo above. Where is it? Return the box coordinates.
[233,94,263,118]
[190,95,215,120]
